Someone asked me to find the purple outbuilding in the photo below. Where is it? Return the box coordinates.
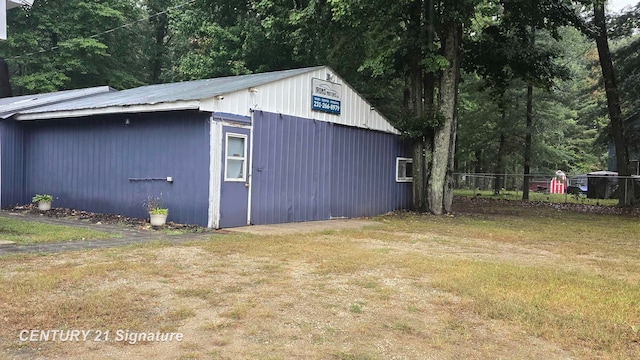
[0,66,412,228]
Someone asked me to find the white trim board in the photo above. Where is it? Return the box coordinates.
[246,111,255,225]
[208,119,223,228]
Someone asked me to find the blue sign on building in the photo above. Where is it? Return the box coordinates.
[311,78,341,115]
[312,95,341,114]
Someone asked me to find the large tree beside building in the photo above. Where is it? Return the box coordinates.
[320,0,478,214]
[592,1,633,204]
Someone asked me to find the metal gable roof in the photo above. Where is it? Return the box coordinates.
[0,86,114,119]
[16,67,324,119]
[7,0,35,10]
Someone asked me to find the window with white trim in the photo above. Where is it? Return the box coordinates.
[396,157,413,182]
[225,133,247,182]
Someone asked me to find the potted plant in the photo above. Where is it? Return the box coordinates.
[147,196,168,226]
[32,194,53,211]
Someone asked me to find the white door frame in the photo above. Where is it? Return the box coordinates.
[246,111,255,225]
[207,118,222,228]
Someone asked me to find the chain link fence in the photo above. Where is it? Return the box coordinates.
[453,172,640,204]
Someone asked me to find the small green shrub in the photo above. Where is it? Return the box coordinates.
[31,194,53,203]
[149,207,168,215]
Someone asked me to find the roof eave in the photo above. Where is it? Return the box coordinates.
[15,100,202,120]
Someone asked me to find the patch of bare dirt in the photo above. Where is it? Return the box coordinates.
[3,245,574,360]
[226,219,380,235]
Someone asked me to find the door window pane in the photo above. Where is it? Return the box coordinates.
[225,133,247,181]
[227,159,244,179]
[228,137,245,157]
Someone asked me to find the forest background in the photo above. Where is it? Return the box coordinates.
[1,0,639,210]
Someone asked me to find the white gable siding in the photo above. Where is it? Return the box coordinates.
[200,67,399,134]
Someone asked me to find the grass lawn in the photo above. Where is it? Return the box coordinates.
[1,198,639,359]
[0,217,116,245]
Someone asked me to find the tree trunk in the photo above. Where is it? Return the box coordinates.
[0,58,11,98]
[474,149,482,191]
[412,140,426,211]
[593,2,632,205]
[494,131,506,195]
[522,80,533,201]
[149,0,170,84]
[407,0,425,211]
[151,21,167,84]
[443,24,463,213]
[443,87,459,213]
[522,29,535,201]
[408,0,423,117]
[421,0,436,211]
[428,21,460,215]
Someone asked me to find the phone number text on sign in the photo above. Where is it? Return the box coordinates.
[312,95,341,114]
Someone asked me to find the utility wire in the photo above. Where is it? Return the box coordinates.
[6,0,197,60]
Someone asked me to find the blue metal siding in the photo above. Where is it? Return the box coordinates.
[251,111,332,225]
[22,111,210,225]
[0,120,26,207]
[331,124,412,218]
[250,111,410,225]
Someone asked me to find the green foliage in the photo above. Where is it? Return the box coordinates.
[31,194,53,203]
[149,208,168,215]
[613,34,640,116]
[394,110,444,140]
[13,72,69,93]
[459,22,607,176]
[500,0,590,40]
[609,2,640,39]
[421,53,450,73]
[464,20,572,94]
[170,21,250,80]
[1,0,147,94]
[0,0,630,197]
[457,0,614,179]
[349,303,363,314]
